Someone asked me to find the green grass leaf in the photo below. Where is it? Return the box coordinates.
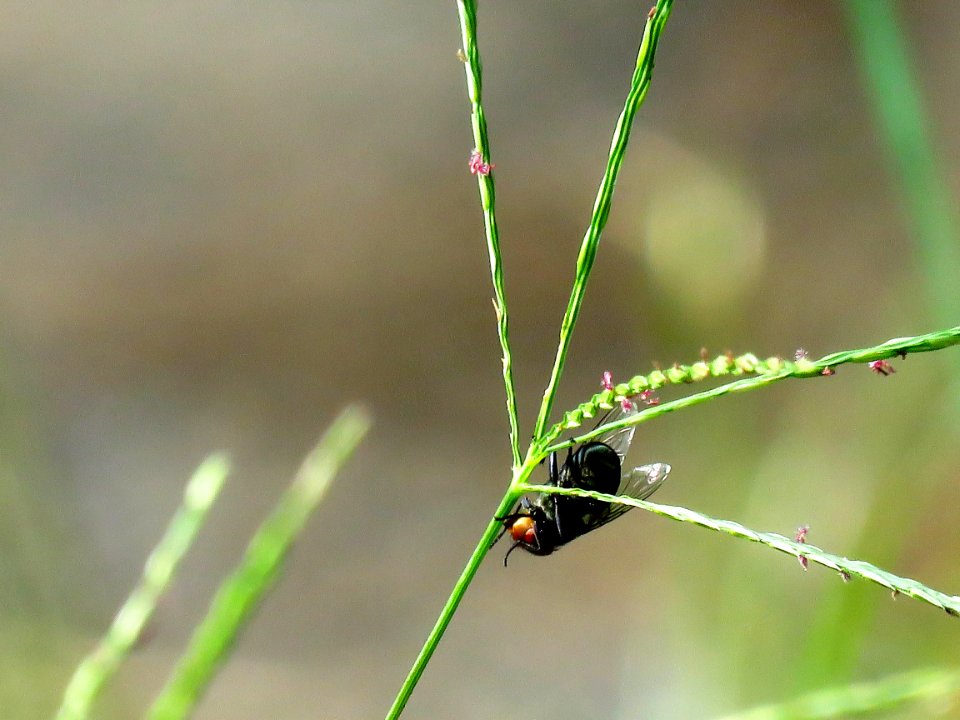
[521,484,960,617]
[146,406,371,720]
[54,454,230,720]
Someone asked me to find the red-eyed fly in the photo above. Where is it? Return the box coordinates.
[496,401,671,565]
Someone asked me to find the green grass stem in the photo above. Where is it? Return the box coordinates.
[396,0,960,714]
[146,406,371,720]
[543,326,960,453]
[54,454,230,720]
[521,484,960,617]
[384,486,523,720]
[530,0,673,445]
[457,0,521,469]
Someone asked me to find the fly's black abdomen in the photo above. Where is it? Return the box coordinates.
[565,442,621,494]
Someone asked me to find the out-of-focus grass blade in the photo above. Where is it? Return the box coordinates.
[714,667,960,720]
[844,0,960,327]
[147,405,372,720]
[54,454,231,720]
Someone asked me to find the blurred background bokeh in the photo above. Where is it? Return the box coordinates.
[3,1,959,718]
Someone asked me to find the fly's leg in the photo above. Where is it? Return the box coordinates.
[549,450,559,484]
[551,448,573,540]
[502,538,526,566]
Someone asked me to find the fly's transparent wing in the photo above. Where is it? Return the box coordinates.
[591,462,672,528]
[620,462,671,501]
[595,402,640,463]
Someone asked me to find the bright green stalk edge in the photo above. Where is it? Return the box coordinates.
[383,3,675,718]
[146,405,371,720]
[457,0,521,469]
[54,454,230,720]
[714,666,960,720]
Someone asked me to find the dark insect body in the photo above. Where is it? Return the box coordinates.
[496,403,670,565]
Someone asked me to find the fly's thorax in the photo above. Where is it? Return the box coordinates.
[526,492,556,520]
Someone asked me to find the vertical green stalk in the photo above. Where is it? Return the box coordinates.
[383,482,526,720]
[457,0,521,469]
[147,406,370,720]
[54,455,230,720]
[531,0,674,443]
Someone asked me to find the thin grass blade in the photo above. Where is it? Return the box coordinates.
[521,484,960,617]
[714,667,960,720]
[54,454,230,720]
[146,405,371,720]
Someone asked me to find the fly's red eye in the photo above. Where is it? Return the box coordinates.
[509,516,535,543]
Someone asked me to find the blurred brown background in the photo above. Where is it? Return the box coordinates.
[3,1,960,718]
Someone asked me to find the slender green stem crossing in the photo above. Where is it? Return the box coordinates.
[531,0,674,444]
[457,0,521,469]
[543,326,960,453]
[521,484,960,617]
[386,325,960,716]
[384,482,525,720]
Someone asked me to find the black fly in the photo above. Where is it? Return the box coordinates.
[496,401,670,565]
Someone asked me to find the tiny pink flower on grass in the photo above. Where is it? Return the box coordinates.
[821,367,835,376]
[468,149,494,176]
[869,359,895,376]
[795,525,810,571]
[639,389,660,406]
[600,371,632,410]
[600,371,645,411]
